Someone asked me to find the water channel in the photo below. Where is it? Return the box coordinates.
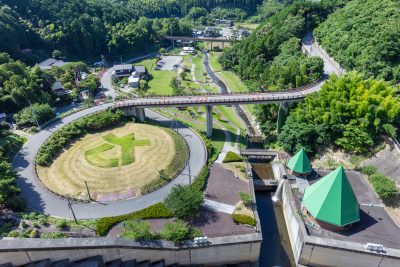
[203,50,295,266]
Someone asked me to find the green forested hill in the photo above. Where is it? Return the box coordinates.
[315,0,400,83]
[0,0,262,61]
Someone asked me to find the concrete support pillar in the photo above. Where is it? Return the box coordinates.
[206,105,213,137]
[210,41,213,51]
[222,42,225,50]
[136,107,146,122]
[277,102,289,134]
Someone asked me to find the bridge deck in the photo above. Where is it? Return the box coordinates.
[115,79,324,109]
[165,36,237,42]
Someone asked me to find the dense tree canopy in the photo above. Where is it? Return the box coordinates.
[0,0,261,60]
[278,73,400,154]
[315,0,400,83]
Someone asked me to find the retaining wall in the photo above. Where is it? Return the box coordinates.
[0,233,261,266]
[281,181,400,267]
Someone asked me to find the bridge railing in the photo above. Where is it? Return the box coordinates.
[119,77,325,100]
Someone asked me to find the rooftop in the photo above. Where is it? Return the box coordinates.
[287,148,312,174]
[302,166,360,226]
[38,58,69,70]
[114,64,133,71]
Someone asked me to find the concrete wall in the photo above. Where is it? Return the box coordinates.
[280,180,400,267]
[0,233,261,266]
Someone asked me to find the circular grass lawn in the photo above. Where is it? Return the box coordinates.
[37,122,188,201]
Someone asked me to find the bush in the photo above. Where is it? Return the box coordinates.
[223,151,242,163]
[121,220,154,240]
[55,219,67,230]
[239,192,252,206]
[96,203,173,236]
[36,109,126,166]
[165,184,204,219]
[369,173,398,201]
[41,232,67,239]
[14,103,56,128]
[361,165,378,176]
[161,220,201,243]
[190,165,209,193]
[231,214,256,226]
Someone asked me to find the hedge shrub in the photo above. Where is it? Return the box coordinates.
[223,151,242,163]
[190,165,209,192]
[361,165,378,176]
[96,203,173,236]
[369,173,398,201]
[36,109,126,166]
[231,214,257,226]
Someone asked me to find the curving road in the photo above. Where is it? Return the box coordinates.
[12,105,207,219]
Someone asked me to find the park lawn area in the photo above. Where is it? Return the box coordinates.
[85,143,118,168]
[208,52,249,93]
[192,55,207,82]
[208,52,223,72]
[218,71,249,93]
[37,123,187,200]
[235,22,260,29]
[134,58,176,95]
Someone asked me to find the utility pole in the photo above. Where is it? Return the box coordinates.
[68,199,78,224]
[175,113,179,134]
[84,180,91,201]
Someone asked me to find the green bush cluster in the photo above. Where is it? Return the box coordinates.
[36,109,126,166]
[368,173,398,201]
[190,165,209,193]
[361,165,378,176]
[231,214,257,226]
[40,232,67,239]
[160,220,201,243]
[239,192,252,206]
[121,220,154,240]
[96,203,173,236]
[223,151,242,163]
[165,184,204,219]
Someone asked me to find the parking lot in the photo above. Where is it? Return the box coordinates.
[155,56,182,71]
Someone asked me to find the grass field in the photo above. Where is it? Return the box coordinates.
[37,123,188,200]
[134,58,176,95]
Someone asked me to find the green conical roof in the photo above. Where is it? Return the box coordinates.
[287,148,312,174]
[302,166,360,226]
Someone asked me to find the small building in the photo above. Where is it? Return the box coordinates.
[128,76,140,88]
[79,89,91,100]
[0,113,6,123]
[113,64,134,77]
[38,58,69,70]
[182,47,195,55]
[204,27,220,37]
[133,66,147,78]
[287,148,312,176]
[302,166,360,231]
[51,81,71,96]
[215,19,233,27]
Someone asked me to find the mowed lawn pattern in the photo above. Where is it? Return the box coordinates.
[37,123,184,200]
[85,143,119,168]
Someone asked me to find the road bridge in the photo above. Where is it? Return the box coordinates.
[115,78,325,137]
[165,36,238,50]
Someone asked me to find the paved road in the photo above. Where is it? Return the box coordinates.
[13,106,207,219]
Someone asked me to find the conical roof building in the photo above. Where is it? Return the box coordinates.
[287,148,312,174]
[302,166,360,227]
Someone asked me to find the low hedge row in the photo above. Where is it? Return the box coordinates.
[369,173,398,201]
[96,203,173,236]
[231,214,257,226]
[36,109,126,166]
[223,151,242,163]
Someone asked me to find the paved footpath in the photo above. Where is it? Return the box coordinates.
[13,105,207,219]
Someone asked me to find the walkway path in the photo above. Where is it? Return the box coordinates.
[13,106,207,219]
[202,199,235,214]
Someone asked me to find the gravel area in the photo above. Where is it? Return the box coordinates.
[205,163,250,205]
